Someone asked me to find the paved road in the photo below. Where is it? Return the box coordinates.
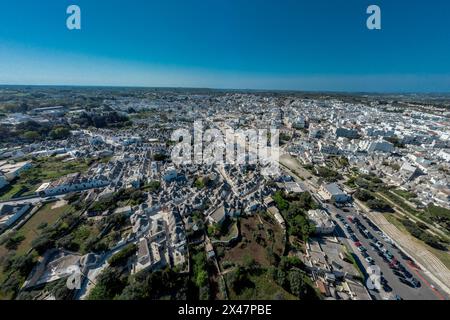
[331,219,380,300]
[0,194,65,206]
[332,204,447,300]
[362,205,450,298]
[279,153,448,300]
[0,196,42,206]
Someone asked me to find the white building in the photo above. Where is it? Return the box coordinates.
[318,141,341,155]
[0,161,32,181]
[0,203,31,230]
[309,127,322,139]
[36,173,109,196]
[438,150,450,162]
[319,183,350,203]
[366,140,394,153]
[334,127,359,139]
[307,209,335,234]
[163,166,178,182]
[293,116,306,129]
[0,175,8,189]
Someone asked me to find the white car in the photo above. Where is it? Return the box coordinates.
[365,257,375,264]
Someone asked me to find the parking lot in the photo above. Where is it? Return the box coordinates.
[330,203,447,300]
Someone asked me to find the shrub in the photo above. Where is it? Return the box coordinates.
[108,244,137,267]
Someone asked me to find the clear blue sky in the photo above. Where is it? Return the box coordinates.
[0,0,449,92]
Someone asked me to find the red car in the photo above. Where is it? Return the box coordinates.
[407,260,421,270]
[354,241,362,247]
[389,260,399,269]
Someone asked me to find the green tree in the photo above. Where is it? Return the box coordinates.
[50,127,71,140]
[22,131,41,141]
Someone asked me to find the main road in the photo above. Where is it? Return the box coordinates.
[279,153,449,300]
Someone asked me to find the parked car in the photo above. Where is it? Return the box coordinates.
[365,257,375,264]
[393,270,403,277]
[404,271,413,279]
[383,283,393,292]
[410,278,421,288]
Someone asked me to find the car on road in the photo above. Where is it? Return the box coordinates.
[365,257,375,264]
[407,260,420,270]
[404,270,413,279]
[410,278,421,288]
[399,277,410,285]
[384,251,394,260]
[389,257,399,265]
[383,283,393,292]
[393,270,404,277]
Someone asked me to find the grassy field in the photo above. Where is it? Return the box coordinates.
[70,223,101,254]
[0,184,28,201]
[225,269,297,300]
[384,213,450,270]
[0,246,9,289]
[220,214,285,267]
[14,201,74,254]
[0,157,91,200]
[0,203,72,293]
[217,221,239,242]
[392,189,417,201]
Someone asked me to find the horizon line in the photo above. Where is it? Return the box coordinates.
[2,83,450,96]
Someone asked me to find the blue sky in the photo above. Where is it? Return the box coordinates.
[0,0,449,92]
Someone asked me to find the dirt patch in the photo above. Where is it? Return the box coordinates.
[51,200,68,209]
[220,214,285,267]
